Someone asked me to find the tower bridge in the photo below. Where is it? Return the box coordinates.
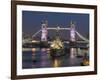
[23,20,89,58]
[32,21,89,42]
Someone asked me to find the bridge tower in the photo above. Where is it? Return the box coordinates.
[70,21,76,42]
[70,21,76,58]
[41,20,48,41]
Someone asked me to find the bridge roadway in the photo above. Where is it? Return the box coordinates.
[23,39,89,44]
[22,40,89,50]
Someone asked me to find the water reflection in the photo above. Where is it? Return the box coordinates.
[22,48,86,69]
[52,58,61,67]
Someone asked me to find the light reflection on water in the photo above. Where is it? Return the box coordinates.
[53,59,61,67]
[22,48,84,69]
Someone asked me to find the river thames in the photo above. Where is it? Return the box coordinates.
[22,48,86,69]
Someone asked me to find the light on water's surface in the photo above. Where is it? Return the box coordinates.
[22,48,88,69]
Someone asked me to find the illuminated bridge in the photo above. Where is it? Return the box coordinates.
[23,21,89,58]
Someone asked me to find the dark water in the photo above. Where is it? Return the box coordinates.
[22,48,84,69]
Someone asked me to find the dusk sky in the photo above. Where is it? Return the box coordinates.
[22,11,89,40]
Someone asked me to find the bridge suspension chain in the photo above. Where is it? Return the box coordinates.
[75,31,89,42]
[32,29,41,38]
